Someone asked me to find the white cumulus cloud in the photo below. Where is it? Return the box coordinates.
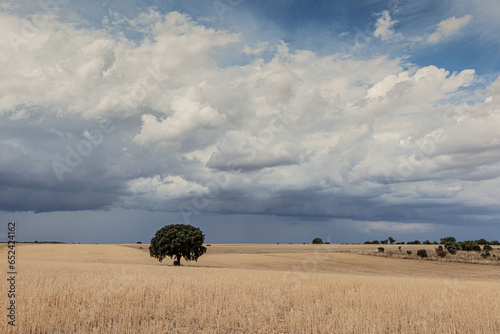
[374,10,398,41]
[427,15,473,44]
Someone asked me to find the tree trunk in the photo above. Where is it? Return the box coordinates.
[173,254,181,266]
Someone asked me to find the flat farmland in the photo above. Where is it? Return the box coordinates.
[1,243,499,333]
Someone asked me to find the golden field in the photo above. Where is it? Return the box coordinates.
[1,243,500,333]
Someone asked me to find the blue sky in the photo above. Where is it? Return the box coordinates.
[1,0,500,244]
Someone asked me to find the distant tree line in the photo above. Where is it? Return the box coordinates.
[363,236,499,247]
[439,237,498,257]
[365,236,499,260]
[29,241,66,244]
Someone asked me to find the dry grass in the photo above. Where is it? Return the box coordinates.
[1,243,500,333]
[355,244,500,265]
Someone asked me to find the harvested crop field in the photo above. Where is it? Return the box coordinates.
[1,243,499,333]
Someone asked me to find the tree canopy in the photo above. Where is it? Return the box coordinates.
[440,236,456,244]
[312,237,324,244]
[149,224,207,266]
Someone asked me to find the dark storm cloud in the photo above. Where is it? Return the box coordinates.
[0,1,499,240]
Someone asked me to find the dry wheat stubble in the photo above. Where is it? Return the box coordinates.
[1,243,499,333]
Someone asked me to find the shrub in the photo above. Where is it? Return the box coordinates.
[491,240,500,245]
[463,242,481,252]
[481,252,491,258]
[423,240,431,245]
[398,246,402,252]
[483,244,493,252]
[459,241,481,252]
[406,251,412,255]
[372,240,380,244]
[364,241,372,244]
[436,246,446,257]
[137,241,142,244]
[417,249,428,258]
[445,243,459,254]
[325,242,331,244]
[378,247,385,253]
[476,238,489,245]
[380,239,388,245]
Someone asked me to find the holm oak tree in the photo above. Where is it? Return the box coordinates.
[149,224,207,266]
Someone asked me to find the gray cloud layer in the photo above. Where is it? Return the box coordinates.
[1,8,499,232]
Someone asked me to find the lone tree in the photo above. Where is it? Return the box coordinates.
[312,237,324,244]
[149,224,207,266]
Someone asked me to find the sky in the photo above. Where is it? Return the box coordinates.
[1,0,500,244]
